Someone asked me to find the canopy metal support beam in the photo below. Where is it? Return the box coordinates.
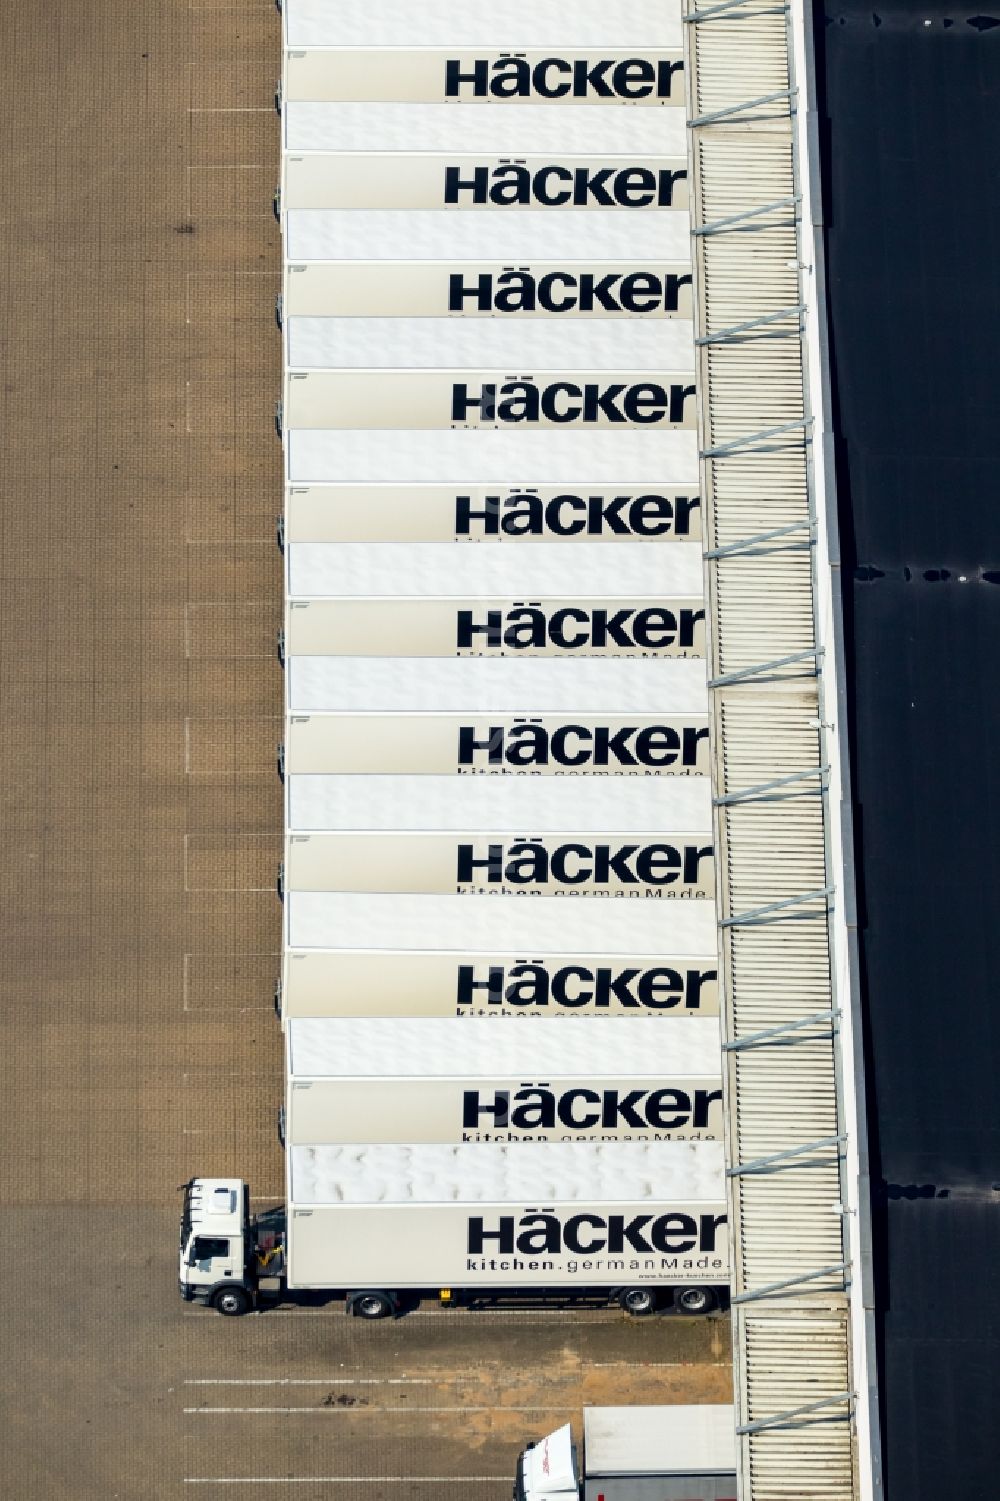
[737,1392,855,1437]
[724,1009,841,1052]
[705,519,813,560]
[709,646,822,688]
[714,765,828,807]
[689,88,795,128]
[732,1261,850,1305]
[696,304,805,346]
[728,1133,847,1178]
[693,195,799,238]
[720,885,834,928]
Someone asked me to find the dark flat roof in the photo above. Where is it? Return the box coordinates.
[813,5,1000,1498]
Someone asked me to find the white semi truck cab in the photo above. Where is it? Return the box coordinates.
[179,1178,285,1317]
[516,1406,737,1501]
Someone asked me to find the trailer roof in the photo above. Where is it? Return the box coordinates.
[285,540,702,598]
[287,658,708,715]
[584,1406,736,1476]
[289,1139,725,1205]
[286,429,696,485]
[284,1,682,49]
[288,1016,721,1080]
[286,891,718,955]
[285,210,689,263]
[286,773,711,834]
[285,103,687,156]
[285,318,693,374]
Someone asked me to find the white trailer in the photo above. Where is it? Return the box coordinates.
[179,1138,727,1318]
[278,946,719,1022]
[516,1406,737,1501]
[283,1016,722,1143]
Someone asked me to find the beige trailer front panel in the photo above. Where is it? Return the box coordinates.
[284,831,714,897]
[288,1076,723,1144]
[285,484,702,544]
[284,714,711,776]
[285,598,706,659]
[283,154,689,212]
[284,263,693,320]
[284,51,685,107]
[282,949,720,1020]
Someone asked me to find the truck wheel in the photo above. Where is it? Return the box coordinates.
[351,1292,394,1320]
[619,1287,657,1316]
[674,1286,716,1316]
[213,1286,251,1317]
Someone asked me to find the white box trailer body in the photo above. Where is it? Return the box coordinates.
[517,1407,737,1501]
[279,947,719,1022]
[288,1140,727,1290]
[284,1016,722,1143]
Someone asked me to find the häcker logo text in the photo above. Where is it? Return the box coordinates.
[445,56,683,102]
[467,1209,726,1256]
[455,839,713,891]
[455,492,700,539]
[456,605,705,655]
[457,961,717,1012]
[451,379,695,426]
[462,1084,722,1133]
[448,269,691,315]
[444,163,687,208]
[457,722,708,771]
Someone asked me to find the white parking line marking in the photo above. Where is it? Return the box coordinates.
[184,1479,508,1486]
[185,1379,433,1386]
[185,1406,572,1414]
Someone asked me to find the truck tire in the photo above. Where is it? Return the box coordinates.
[619,1287,657,1316]
[213,1286,251,1317]
[674,1286,716,1316]
[350,1291,395,1320]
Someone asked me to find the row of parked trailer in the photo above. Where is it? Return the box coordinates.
[179,0,734,1323]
